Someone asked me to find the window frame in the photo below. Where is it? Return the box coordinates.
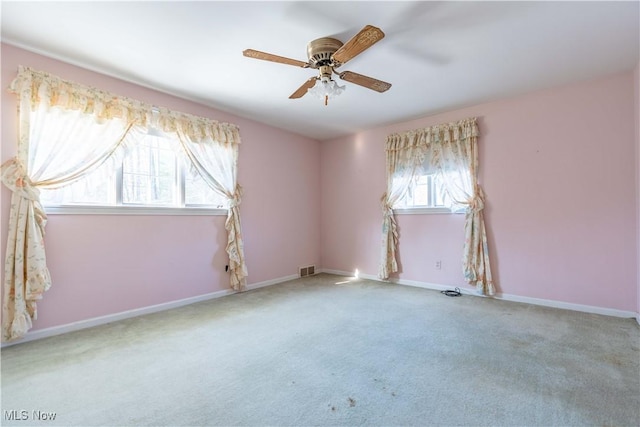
[43,205,227,216]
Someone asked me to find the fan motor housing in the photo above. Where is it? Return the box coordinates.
[307,37,343,68]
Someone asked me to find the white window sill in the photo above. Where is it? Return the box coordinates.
[393,207,463,215]
[43,205,228,216]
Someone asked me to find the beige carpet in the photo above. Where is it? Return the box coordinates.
[1,273,639,426]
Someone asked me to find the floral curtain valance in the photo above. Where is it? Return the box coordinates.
[9,66,241,146]
[385,118,479,151]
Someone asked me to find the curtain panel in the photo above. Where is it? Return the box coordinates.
[378,132,428,279]
[176,131,248,291]
[1,66,247,341]
[378,117,495,296]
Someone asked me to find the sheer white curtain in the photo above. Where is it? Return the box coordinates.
[434,120,494,295]
[1,66,245,341]
[1,79,133,341]
[378,118,494,295]
[176,130,247,291]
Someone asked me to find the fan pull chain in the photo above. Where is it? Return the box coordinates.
[325,95,328,106]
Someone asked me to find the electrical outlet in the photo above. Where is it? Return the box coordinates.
[435,260,442,270]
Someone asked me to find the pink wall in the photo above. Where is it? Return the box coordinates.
[1,44,321,330]
[635,61,640,318]
[321,71,637,312]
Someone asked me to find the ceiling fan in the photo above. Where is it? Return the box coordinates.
[243,25,392,105]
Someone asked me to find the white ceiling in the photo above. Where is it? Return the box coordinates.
[2,1,639,141]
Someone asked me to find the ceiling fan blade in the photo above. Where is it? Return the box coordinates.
[289,77,318,99]
[243,49,309,68]
[339,71,391,93]
[332,25,385,65]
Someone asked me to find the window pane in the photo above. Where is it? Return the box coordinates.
[413,183,429,206]
[122,173,176,205]
[122,135,177,205]
[151,177,175,204]
[433,174,446,206]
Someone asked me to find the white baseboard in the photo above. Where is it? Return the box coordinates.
[320,269,638,320]
[1,274,297,348]
[4,270,637,348]
[494,291,637,319]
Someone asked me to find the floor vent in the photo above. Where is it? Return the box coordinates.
[299,265,316,277]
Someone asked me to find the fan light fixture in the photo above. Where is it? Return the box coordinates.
[307,78,345,106]
[243,25,391,105]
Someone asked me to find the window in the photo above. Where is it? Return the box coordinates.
[40,133,228,214]
[395,173,452,212]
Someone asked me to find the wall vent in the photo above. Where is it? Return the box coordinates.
[299,265,316,278]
